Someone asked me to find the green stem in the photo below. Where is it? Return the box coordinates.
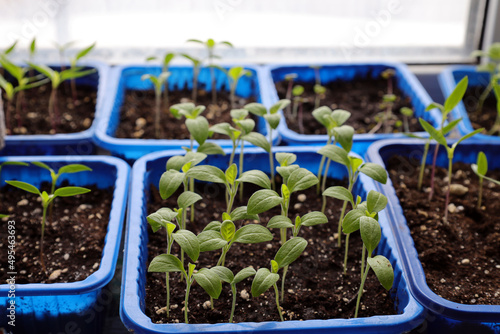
[48,88,57,133]
[273,284,284,321]
[229,140,237,167]
[154,89,162,139]
[354,259,371,318]
[227,188,236,214]
[444,156,453,224]
[316,136,333,194]
[418,140,430,191]
[40,203,48,273]
[343,233,351,275]
[192,67,199,104]
[281,265,288,302]
[216,246,229,266]
[269,129,276,191]
[190,178,195,222]
[337,201,348,248]
[478,176,483,209]
[477,80,493,114]
[360,244,366,279]
[166,273,170,317]
[230,284,237,323]
[321,158,332,213]
[184,279,191,324]
[239,141,245,203]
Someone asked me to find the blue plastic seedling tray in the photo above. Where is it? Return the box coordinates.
[120,146,425,334]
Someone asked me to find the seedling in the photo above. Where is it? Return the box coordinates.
[214,66,252,109]
[310,65,322,86]
[251,237,308,321]
[400,107,413,133]
[146,52,176,109]
[369,69,396,134]
[420,119,483,224]
[292,85,306,134]
[148,233,222,324]
[28,38,36,78]
[54,41,76,71]
[314,84,326,109]
[181,54,202,103]
[244,100,291,190]
[471,42,500,114]
[284,73,298,117]
[28,63,96,133]
[69,42,96,102]
[488,75,500,135]
[142,71,171,139]
[187,38,233,105]
[472,151,500,209]
[6,180,90,273]
[212,266,256,323]
[1,40,17,56]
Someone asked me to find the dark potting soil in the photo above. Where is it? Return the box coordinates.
[0,182,113,283]
[462,87,499,135]
[387,156,500,305]
[1,82,97,135]
[145,179,398,324]
[275,76,419,135]
[115,89,256,140]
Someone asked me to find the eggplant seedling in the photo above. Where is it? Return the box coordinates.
[187,38,233,105]
[148,232,222,324]
[400,107,413,133]
[181,54,202,103]
[142,71,171,139]
[420,119,483,224]
[292,85,306,134]
[53,41,76,71]
[146,52,176,110]
[471,42,500,114]
[216,66,252,109]
[6,180,90,273]
[314,84,326,109]
[284,73,297,117]
[251,237,308,321]
[472,151,500,209]
[244,100,291,190]
[212,266,256,323]
[68,42,96,102]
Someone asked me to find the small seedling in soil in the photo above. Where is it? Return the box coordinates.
[472,151,500,209]
[148,232,222,324]
[142,71,171,139]
[471,42,500,114]
[244,100,291,190]
[488,75,500,135]
[313,84,326,109]
[28,38,36,77]
[28,63,96,133]
[292,85,306,134]
[180,54,203,103]
[284,73,297,116]
[400,107,413,133]
[211,266,256,323]
[68,42,96,102]
[54,41,76,71]
[420,118,483,224]
[215,66,252,109]
[146,52,176,110]
[251,237,308,321]
[187,38,233,105]
[369,69,396,134]
[6,180,90,273]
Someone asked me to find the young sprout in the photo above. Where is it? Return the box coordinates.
[187,38,233,105]
[471,42,500,114]
[292,85,306,134]
[488,75,500,135]
[69,42,96,102]
[472,151,500,209]
[142,71,171,139]
[369,69,396,134]
[6,180,90,273]
[251,237,308,321]
[28,38,36,77]
[181,54,203,103]
[146,52,176,110]
[53,41,76,71]
[399,107,413,133]
[148,233,222,324]
[2,40,17,56]
[28,63,96,133]
[244,100,291,190]
[284,73,298,117]
[170,103,209,151]
[420,119,483,224]
[314,84,326,109]
[216,66,252,109]
[212,266,256,323]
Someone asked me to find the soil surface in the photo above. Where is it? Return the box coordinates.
[0,182,113,283]
[1,82,97,135]
[145,178,398,324]
[275,76,419,135]
[115,89,256,140]
[388,156,500,305]
[462,87,500,135]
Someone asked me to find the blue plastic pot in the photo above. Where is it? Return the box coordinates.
[438,65,500,143]
[260,63,441,156]
[0,155,130,334]
[0,61,108,156]
[365,139,500,333]
[94,65,278,163]
[121,146,424,334]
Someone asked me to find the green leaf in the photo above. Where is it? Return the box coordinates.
[159,170,185,200]
[331,109,351,126]
[367,255,394,291]
[58,164,92,175]
[193,268,223,299]
[342,209,365,234]
[147,208,178,232]
[276,165,299,185]
[244,102,267,117]
[6,180,41,195]
[287,168,318,193]
[323,186,353,204]
[271,260,279,273]
[359,163,388,184]
[476,152,488,176]
[442,118,462,135]
[292,85,304,97]
[27,63,56,81]
[312,107,332,127]
[170,102,195,119]
[221,220,236,241]
[230,206,259,221]
[196,142,225,155]
[0,161,29,168]
[237,119,255,135]
[177,191,202,209]
[233,267,257,284]
[419,118,447,147]
[276,152,297,166]
[173,230,200,262]
[197,231,227,252]
[210,122,240,140]
[263,113,281,129]
[4,40,17,54]
[166,155,187,171]
[270,99,291,114]
[211,266,234,283]
[186,165,227,184]
[267,215,293,229]
[53,186,90,197]
[444,76,468,113]
[225,164,238,185]
[360,216,381,255]
[243,132,270,152]
[75,42,96,61]
[333,125,354,153]
[186,116,209,145]
[247,189,282,215]
[425,102,444,112]
[300,211,328,227]
[32,161,53,173]
[202,221,222,232]
[317,145,349,167]
[451,128,484,151]
[60,68,96,83]
[366,191,388,214]
[251,268,280,297]
[148,254,184,273]
[233,224,273,244]
[274,237,307,268]
[237,170,271,189]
